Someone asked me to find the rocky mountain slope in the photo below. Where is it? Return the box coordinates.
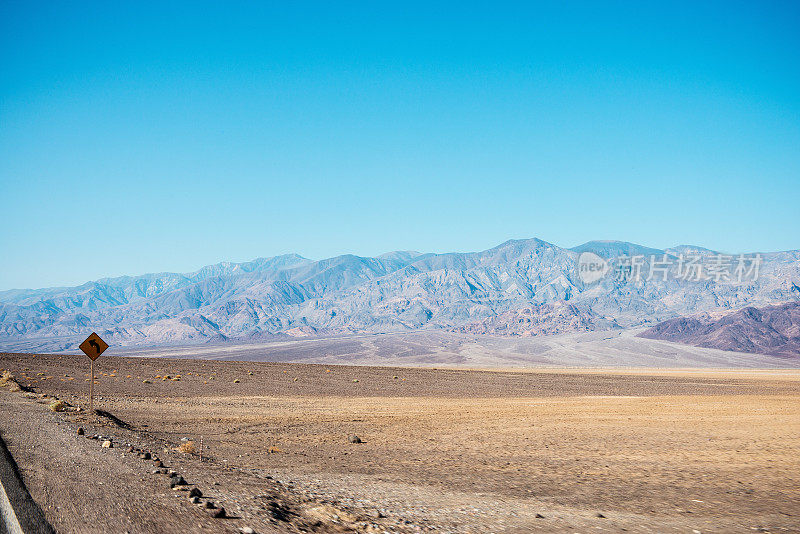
[1,238,798,352]
[639,302,800,356]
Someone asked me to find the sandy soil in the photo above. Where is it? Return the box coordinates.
[1,352,799,533]
[62,330,800,369]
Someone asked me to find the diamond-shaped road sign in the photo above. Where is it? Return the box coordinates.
[79,332,108,361]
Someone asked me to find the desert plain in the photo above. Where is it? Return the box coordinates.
[0,349,798,533]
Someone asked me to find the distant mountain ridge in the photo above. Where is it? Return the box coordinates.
[1,238,798,353]
[639,302,800,356]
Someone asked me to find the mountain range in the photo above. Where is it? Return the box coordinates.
[1,238,798,353]
[639,301,800,357]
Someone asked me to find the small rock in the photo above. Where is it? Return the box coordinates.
[535,513,545,518]
[188,487,202,498]
[170,475,187,487]
[101,440,113,448]
[90,434,99,440]
[154,460,163,467]
[204,501,216,509]
[139,452,151,460]
[189,496,201,504]
[240,528,255,534]
[348,435,362,444]
[596,513,606,518]
[209,507,226,518]
[76,427,84,436]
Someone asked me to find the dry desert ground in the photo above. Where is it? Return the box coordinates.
[0,352,798,533]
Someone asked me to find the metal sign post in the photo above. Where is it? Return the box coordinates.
[79,332,108,412]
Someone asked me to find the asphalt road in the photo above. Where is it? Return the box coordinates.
[0,432,53,534]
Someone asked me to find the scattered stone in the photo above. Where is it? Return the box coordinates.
[101,440,113,448]
[154,460,163,467]
[233,379,240,383]
[170,475,187,487]
[151,469,160,475]
[90,435,99,440]
[139,452,151,460]
[209,507,226,518]
[76,427,84,436]
[189,496,201,504]
[204,501,216,509]
[348,434,363,444]
[188,487,202,498]
[535,513,545,518]
[240,528,255,534]
[596,513,606,518]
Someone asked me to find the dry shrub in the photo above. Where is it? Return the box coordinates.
[0,371,22,392]
[176,441,197,454]
[49,399,66,412]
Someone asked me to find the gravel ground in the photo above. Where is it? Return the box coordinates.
[1,353,799,533]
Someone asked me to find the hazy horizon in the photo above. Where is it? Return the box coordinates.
[1,235,795,292]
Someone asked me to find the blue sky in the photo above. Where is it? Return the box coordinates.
[1,1,799,290]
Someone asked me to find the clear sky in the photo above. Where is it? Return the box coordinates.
[1,1,799,290]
